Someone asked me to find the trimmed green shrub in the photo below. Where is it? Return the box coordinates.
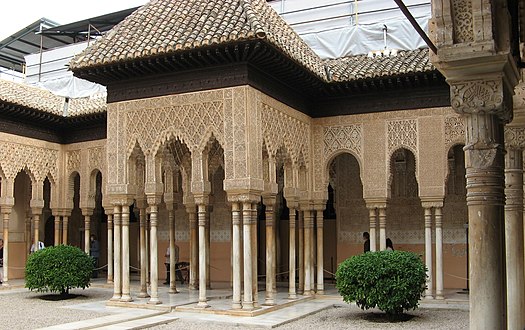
[336,250,426,315]
[25,245,93,295]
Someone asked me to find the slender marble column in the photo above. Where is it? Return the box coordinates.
[110,205,122,301]
[62,216,69,245]
[298,212,304,295]
[137,207,148,297]
[424,207,433,299]
[148,204,161,305]
[84,214,91,254]
[107,214,114,284]
[25,213,31,253]
[303,210,312,296]
[242,202,254,310]
[54,216,61,246]
[33,214,40,251]
[435,207,444,300]
[368,208,377,252]
[121,205,132,302]
[264,199,276,305]
[168,208,178,294]
[505,148,525,329]
[231,202,242,309]
[205,208,211,290]
[2,210,11,285]
[197,203,209,308]
[378,208,386,251]
[251,204,258,307]
[316,209,324,294]
[309,218,315,295]
[188,206,198,290]
[288,207,297,299]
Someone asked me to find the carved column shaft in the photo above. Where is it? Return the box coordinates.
[505,148,525,329]
[2,210,11,284]
[303,210,312,296]
[424,207,433,299]
[316,209,324,294]
[107,214,114,284]
[148,203,161,305]
[110,205,122,301]
[62,216,69,245]
[435,207,444,299]
[242,202,254,310]
[168,207,178,294]
[197,203,209,308]
[231,202,242,309]
[137,207,148,298]
[464,113,506,330]
[84,214,91,254]
[264,199,276,305]
[288,207,297,299]
[378,207,386,251]
[188,206,198,290]
[54,216,61,246]
[368,208,377,252]
[298,211,304,295]
[121,205,132,302]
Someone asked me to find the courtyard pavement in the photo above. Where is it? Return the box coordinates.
[0,278,469,329]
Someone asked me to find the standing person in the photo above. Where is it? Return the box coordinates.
[363,232,370,253]
[0,238,3,284]
[164,243,180,284]
[89,235,100,278]
[386,238,394,251]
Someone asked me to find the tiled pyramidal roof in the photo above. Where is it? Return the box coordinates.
[69,0,327,79]
[0,79,106,117]
[324,48,435,82]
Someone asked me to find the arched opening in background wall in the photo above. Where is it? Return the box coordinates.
[328,152,365,266]
[43,177,53,247]
[387,148,423,253]
[69,172,82,248]
[443,144,468,289]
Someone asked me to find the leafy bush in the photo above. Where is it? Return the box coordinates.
[336,250,426,315]
[25,245,93,295]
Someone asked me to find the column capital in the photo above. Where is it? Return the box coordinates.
[421,198,444,209]
[227,191,260,204]
[146,193,163,206]
[365,198,388,210]
[261,194,277,206]
[111,195,135,207]
[81,208,94,217]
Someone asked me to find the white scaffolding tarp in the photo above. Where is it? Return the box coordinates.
[269,0,431,58]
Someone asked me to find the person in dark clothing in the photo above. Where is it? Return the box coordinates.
[0,238,3,284]
[386,238,394,251]
[90,235,100,278]
[363,231,370,253]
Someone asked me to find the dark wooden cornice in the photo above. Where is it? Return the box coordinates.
[0,101,106,143]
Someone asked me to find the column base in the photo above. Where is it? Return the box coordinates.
[110,295,122,301]
[189,284,198,290]
[120,294,133,302]
[242,302,254,310]
[148,298,162,305]
[232,302,243,310]
[137,292,150,298]
[168,288,179,294]
[316,290,325,295]
[197,301,210,308]
[304,291,312,296]
[424,295,434,300]
[436,295,445,300]
[288,293,297,299]
[263,300,276,306]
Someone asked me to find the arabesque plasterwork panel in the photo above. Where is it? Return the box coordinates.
[387,119,418,155]
[0,140,59,183]
[444,115,466,148]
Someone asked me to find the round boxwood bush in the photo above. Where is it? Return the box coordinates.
[25,245,93,296]
[336,250,426,315]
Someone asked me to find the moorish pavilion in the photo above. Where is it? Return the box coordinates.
[1,0,524,329]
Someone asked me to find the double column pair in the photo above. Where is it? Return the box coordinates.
[231,201,259,310]
[110,203,133,302]
[298,208,324,296]
[422,202,444,300]
[52,213,70,246]
[367,204,387,251]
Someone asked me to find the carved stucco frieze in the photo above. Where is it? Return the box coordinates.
[451,0,474,43]
[66,149,81,174]
[0,142,59,182]
[505,127,525,149]
[88,147,105,172]
[444,115,466,147]
[323,125,363,159]
[387,119,418,155]
[260,98,310,166]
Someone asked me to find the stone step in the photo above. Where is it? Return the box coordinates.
[90,314,179,330]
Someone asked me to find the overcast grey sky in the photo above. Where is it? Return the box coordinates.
[0,0,148,40]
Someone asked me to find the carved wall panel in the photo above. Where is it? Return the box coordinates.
[387,119,418,155]
[444,115,466,148]
[260,94,311,166]
[0,141,59,182]
[451,0,474,43]
[505,127,525,149]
